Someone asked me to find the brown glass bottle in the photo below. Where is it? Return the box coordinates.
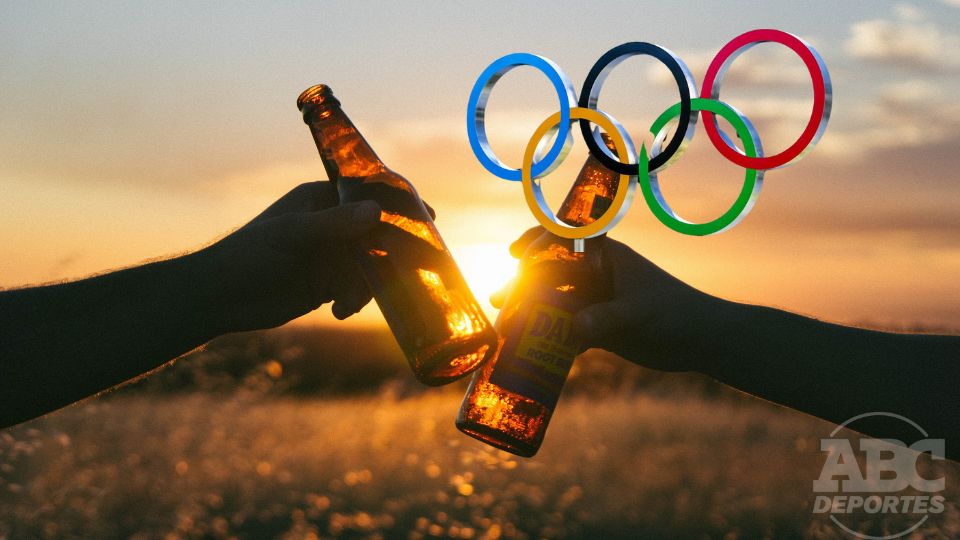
[456,137,620,457]
[297,84,498,386]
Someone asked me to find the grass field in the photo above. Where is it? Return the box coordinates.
[1,327,957,538]
[2,387,957,539]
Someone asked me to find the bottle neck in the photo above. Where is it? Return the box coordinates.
[303,104,386,179]
[556,155,619,229]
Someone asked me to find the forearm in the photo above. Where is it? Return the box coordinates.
[700,299,959,454]
[0,250,226,428]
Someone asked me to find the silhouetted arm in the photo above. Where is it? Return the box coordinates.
[0,252,227,427]
[702,299,958,457]
[503,227,960,461]
[0,182,380,429]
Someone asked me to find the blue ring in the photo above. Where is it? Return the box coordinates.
[466,53,577,181]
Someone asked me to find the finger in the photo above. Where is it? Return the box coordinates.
[489,288,506,310]
[246,181,338,225]
[423,201,437,220]
[306,200,381,240]
[489,277,516,309]
[265,181,337,216]
[601,236,641,267]
[509,226,546,258]
[332,289,373,320]
[316,182,341,209]
[264,200,380,255]
[571,300,631,346]
[331,270,373,320]
[601,237,660,290]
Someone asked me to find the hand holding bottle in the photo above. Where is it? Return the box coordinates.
[201,181,383,333]
[497,227,719,374]
[0,180,388,427]
[457,137,625,457]
[500,226,960,463]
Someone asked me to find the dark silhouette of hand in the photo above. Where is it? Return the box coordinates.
[494,226,717,372]
[202,181,382,333]
[0,180,444,427]
[496,227,960,461]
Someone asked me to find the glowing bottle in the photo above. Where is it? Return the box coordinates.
[456,136,620,456]
[298,84,498,385]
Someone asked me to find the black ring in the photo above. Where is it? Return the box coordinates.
[579,42,694,174]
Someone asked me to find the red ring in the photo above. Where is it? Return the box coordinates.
[701,29,828,170]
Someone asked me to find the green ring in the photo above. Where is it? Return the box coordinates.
[640,97,763,236]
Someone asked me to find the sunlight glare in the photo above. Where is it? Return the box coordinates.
[453,243,519,318]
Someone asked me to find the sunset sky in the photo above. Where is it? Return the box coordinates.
[2,1,959,329]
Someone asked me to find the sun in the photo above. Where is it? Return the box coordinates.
[452,242,519,318]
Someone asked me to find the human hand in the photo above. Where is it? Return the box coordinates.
[495,227,723,373]
[199,181,382,333]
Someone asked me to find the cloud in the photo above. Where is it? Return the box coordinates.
[727,97,812,124]
[645,47,811,89]
[844,7,960,71]
[875,78,943,103]
[813,77,960,163]
[893,3,925,22]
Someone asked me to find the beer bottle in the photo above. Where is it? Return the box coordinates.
[456,135,621,456]
[297,84,498,385]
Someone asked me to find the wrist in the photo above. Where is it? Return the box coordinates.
[680,292,744,377]
[691,296,756,380]
[174,247,238,339]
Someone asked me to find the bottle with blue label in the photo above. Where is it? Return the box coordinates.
[456,135,619,457]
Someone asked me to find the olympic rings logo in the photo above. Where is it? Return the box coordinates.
[466,29,832,239]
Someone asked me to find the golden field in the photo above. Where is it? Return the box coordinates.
[1,328,957,539]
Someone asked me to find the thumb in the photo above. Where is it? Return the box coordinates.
[489,277,516,309]
[509,226,546,258]
[572,301,628,346]
[306,200,381,240]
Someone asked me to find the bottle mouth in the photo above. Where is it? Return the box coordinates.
[297,84,340,112]
[599,131,619,156]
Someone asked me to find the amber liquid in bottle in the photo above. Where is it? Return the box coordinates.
[456,136,620,456]
[298,85,498,385]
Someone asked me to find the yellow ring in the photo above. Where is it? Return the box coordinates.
[522,107,634,239]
